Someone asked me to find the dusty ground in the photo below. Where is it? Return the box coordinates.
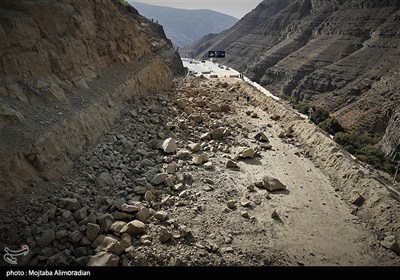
[0,76,399,266]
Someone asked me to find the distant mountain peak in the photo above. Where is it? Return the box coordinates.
[129,1,238,47]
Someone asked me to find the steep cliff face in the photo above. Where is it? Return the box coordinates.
[183,0,400,157]
[0,0,181,105]
[0,0,183,205]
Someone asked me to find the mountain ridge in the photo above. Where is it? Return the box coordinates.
[130,1,238,47]
[183,0,400,158]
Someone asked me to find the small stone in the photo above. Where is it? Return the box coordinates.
[240,198,251,207]
[189,114,204,123]
[166,164,177,174]
[188,143,201,152]
[161,138,177,153]
[144,190,156,202]
[151,173,168,185]
[260,143,273,150]
[134,186,147,194]
[227,200,236,209]
[62,210,73,222]
[173,183,186,192]
[178,190,188,198]
[109,221,127,233]
[141,158,154,167]
[121,139,134,151]
[95,172,114,187]
[74,208,87,221]
[261,176,287,191]
[154,211,168,221]
[200,132,211,141]
[121,220,145,235]
[192,154,208,165]
[164,176,174,187]
[159,231,173,243]
[70,230,82,243]
[204,162,214,170]
[120,203,141,213]
[254,132,269,142]
[270,115,280,121]
[136,208,151,222]
[97,214,114,232]
[247,184,255,192]
[59,198,81,211]
[241,211,250,218]
[179,225,192,238]
[73,247,88,258]
[237,148,255,159]
[350,191,364,206]
[222,247,234,253]
[271,209,279,219]
[100,236,124,255]
[226,160,239,169]
[381,234,400,254]
[37,229,55,248]
[220,104,230,112]
[87,252,119,266]
[224,235,233,244]
[176,150,191,159]
[211,128,225,140]
[55,230,68,240]
[86,223,100,242]
[112,212,135,220]
[140,235,153,245]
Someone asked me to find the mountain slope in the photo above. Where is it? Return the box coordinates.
[130,1,238,47]
[0,0,183,204]
[183,0,400,158]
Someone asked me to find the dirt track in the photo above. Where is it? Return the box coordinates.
[0,77,399,266]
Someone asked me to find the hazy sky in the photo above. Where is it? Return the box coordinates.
[131,0,263,19]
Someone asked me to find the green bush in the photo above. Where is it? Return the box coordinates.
[294,102,310,115]
[334,131,396,176]
[290,101,397,180]
[310,108,330,124]
[318,117,344,135]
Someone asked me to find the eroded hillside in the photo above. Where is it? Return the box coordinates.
[0,0,183,205]
[183,0,400,158]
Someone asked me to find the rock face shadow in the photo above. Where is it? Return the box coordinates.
[240,158,262,165]
[269,189,290,195]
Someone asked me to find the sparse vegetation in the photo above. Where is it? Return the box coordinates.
[318,117,344,135]
[334,131,396,175]
[288,99,397,180]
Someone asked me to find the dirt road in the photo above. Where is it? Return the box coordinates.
[0,77,398,266]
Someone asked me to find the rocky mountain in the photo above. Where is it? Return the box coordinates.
[0,0,183,205]
[130,1,238,47]
[183,0,400,158]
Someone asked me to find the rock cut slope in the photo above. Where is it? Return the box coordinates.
[183,0,400,157]
[0,0,183,205]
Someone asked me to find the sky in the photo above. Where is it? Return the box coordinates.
[131,0,263,19]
